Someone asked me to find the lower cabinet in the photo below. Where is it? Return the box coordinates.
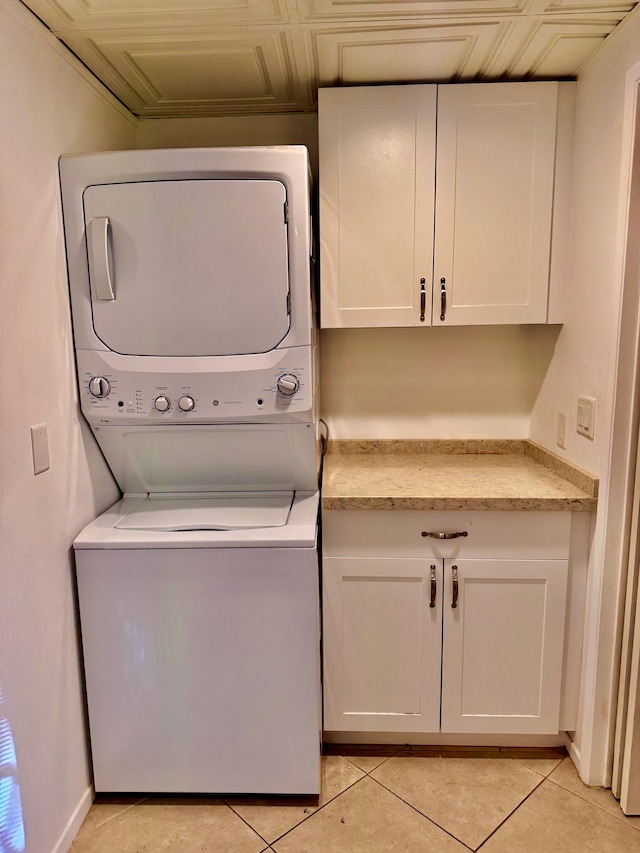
[322,511,571,736]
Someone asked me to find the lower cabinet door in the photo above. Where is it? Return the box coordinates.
[323,556,442,732]
[440,559,568,734]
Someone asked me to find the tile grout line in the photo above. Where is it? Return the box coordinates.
[365,774,476,852]
[543,774,640,832]
[229,772,370,848]
[474,773,548,850]
[344,753,398,774]
[220,802,273,848]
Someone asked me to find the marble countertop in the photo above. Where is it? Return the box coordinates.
[321,440,598,511]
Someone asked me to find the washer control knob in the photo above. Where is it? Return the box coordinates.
[154,395,171,412]
[277,374,300,396]
[178,395,195,412]
[88,376,111,398]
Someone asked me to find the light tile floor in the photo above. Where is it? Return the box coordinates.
[71,749,640,853]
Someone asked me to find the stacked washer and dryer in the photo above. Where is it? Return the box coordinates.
[59,147,321,795]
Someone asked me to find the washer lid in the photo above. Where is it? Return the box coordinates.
[115,492,294,531]
[83,179,290,357]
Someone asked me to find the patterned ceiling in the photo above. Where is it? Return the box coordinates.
[22,0,637,117]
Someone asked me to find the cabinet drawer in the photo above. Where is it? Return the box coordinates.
[322,510,571,560]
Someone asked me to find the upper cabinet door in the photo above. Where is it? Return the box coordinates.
[434,83,558,325]
[319,85,437,328]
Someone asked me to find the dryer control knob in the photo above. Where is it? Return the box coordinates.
[178,395,195,412]
[88,376,111,398]
[277,374,300,396]
[154,395,171,412]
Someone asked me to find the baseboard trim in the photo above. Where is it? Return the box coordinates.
[567,738,581,774]
[323,732,571,747]
[51,785,93,853]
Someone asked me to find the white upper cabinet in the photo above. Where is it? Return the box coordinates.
[318,85,436,328]
[319,82,575,328]
[434,84,557,325]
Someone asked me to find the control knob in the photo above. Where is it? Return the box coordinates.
[277,374,300,396]
[88,376,111,398]
[154,395,171,412]
[178,395,195,412]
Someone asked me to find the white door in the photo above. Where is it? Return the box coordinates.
[433,83,558,325]
[323,556,442,732]
[441,558,568,734]
[83,179,290,356]
[612,440,640,813]
[319,85,436,328]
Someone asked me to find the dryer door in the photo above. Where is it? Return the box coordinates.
[82,179,290,356]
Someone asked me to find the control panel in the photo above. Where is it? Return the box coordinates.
[78,348,313,424]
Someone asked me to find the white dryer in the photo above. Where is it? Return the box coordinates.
[59,147,321,794]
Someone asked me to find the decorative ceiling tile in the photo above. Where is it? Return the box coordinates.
[295,0,632,23]
[58,29,311,115]
[296,0,529,25]
[536,0,634,12]
[485,15,620,75]
[24,0,290,30]
[312,21,506,85]
[18,0,640,115]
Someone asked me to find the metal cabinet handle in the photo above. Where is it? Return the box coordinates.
[440,278,446,321]
[420,278,426,323]
[87,217,115,301]
[421,531,468,540]
[451,565,458,609]
[430,564,437,608]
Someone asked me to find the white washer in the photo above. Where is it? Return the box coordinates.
[60,147,321,794]
[74,492,320,794]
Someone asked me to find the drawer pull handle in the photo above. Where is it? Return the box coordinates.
[420,278,426,323]
[430,564,437,608]
[421,531,468,540]
[440,278,446,321]
[452,565,459,609]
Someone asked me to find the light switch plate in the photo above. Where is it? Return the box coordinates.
[577,396,596,440]
[31,423,50,474]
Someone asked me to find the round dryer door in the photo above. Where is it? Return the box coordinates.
[83,179,291,357]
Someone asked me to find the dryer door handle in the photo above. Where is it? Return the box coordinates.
[87,217,115,301]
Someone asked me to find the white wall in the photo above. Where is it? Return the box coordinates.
[321,325,560,439]
[529,6,640,784]
[136,114,319,174]
[0,2,136,851]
